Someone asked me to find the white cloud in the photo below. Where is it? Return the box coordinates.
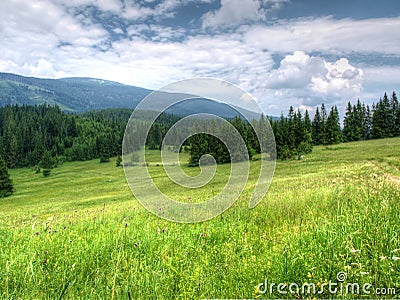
[254,52,364,113]
[266,51,326,89]
[0,0,108,77]
[243,16,400,55]
[93,0,122,12]
[122,0,214,21]
[202,0,266,29]
[0,0,399,117]
[312,58,363,98]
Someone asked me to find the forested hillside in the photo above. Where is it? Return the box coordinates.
[0,72,149,112]
[0,105,179,170]
[0,73,262,119]
[0,91,399,172]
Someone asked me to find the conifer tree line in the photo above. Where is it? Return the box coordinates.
[187,116,261,166]
[0,105,124,170]
[0,90,398,173]
[342,92,400,141]
[0,105,180,172]
[259,91,399,159]
[0,154,13,197]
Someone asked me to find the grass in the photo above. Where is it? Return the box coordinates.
[1,138,399,299]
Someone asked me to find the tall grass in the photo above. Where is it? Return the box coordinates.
[0,138,399,298]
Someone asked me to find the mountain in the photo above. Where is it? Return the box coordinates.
[0,72,150,112]
[0,72,264,119]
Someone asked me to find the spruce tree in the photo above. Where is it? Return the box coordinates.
[304,110,312,136]
[391,92,400,136]
[363,104,372,140]
[382,92,393,137]
[312,107,322,145]
[0,155,14,197]
[353,100,363,140]
[39,151,54,177]
[320,104,328,145]
[325,106,341,144]
[342,102,354,142]
[116,155,122,167]
[372,93,392,138]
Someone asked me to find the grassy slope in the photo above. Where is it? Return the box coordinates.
[1,138,399,299]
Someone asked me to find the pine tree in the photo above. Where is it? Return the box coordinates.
[382,92,393,137]
[342,102,354,142]
[320,104,328,145]
[372,93,392,138]
[39,151,54,177]
[287,106,296,150]
[363,104,372,140]
[353,100,364,140]
[391,91,400,136]
[325,106,341,144]
[0,155,14,197]
[116,155,122,167]
[296,109,313,157]
[304,110,312,136]
[312,107,322,145]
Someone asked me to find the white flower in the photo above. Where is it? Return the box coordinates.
[392,256,400,261]
[360,271,370,275]
[350,249,361,254]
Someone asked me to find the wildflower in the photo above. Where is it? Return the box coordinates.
[392,256,400,261]
[350,249,361,254]
[35,231,39,236]
[360,271,369,275]
[200,233,205,237]
[392,249,400,253]
[43,259,47,264]
[125,223,128,227]
[162,228,166,233]
[134,243,138,248]
[44,251,48,255]
[380,256,388,261]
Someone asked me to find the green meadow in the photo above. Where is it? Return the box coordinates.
[1,138,399,299]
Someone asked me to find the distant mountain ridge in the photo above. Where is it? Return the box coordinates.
[0,72,150,112]
[0,72,267,119]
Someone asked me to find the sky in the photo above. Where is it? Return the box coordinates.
[1,0,400,116]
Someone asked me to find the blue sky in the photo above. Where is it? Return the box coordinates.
[0,0,399,115]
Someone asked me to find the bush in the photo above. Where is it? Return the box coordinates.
[42,169,51,177]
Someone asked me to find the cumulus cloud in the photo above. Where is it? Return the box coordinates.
[266,51,363,97]
[311,57,363,97]
[266,51,326,89]
[0,0,108,77]
[258,52,364,112]
[0,0,399,116]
